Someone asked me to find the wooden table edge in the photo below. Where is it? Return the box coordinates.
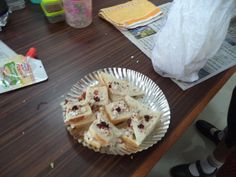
[132,66,236,177]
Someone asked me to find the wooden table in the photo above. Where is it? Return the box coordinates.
[0,1,235,177]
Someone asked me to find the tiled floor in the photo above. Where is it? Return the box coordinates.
[147,72,236,177]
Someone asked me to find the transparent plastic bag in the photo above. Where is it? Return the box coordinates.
[151,0,236,82]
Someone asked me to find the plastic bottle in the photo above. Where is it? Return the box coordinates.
[63,0,92,28]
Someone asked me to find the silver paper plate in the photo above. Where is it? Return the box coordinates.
[63,67,171,155]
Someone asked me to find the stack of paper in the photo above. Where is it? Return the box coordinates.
[99,0,162,30]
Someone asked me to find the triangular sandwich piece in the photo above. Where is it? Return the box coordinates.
[98,72,144,99]
[84,111,122,148]
[85,86,109,106]
[64,101,95,126]
[105,100,133,125]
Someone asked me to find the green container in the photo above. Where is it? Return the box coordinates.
[40,0,64,23]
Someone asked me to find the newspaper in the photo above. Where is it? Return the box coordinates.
[119,3,236,90]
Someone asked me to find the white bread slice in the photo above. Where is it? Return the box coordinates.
[105,100,133,125]
[85,86,109,106]
[119,116,141,150]
[131,112,160,145]
[109,93,124,102]
[121,112,160,148]
[64,102,94,125]
[122,96,161,145]
[128,95,162,123]
[121,126,139,150]
[69,114,96,129]
[98,72,144,97]
[85,111,122,148]
[67,122,91,139]
[125,95,157,116]
[84,131,103,149]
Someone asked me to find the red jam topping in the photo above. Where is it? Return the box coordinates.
[115,106,121,112]
[97,121,109,129]
[72,106,78,111]
[94,96,100,102]
[138,124,144,129]
[144,115,150,122]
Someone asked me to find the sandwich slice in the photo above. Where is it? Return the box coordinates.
[84,111,122,148]
[131,112,160,146]
[84,130,104,149]
[67,122,91,140]
[98,72,144,100]
[64,101,95,126]
[85,85,109,106]
[105,100,133,125]
[121,96,161,147]
[125,95,156,116]
[121,111,160,149]
[120,117,140,151]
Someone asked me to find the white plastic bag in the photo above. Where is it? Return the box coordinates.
[151,0,236,82]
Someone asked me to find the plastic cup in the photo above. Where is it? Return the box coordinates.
[63,0,92,28]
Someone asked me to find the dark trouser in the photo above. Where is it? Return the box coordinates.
[225,86,236,148]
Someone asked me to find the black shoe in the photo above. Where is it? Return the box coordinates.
[170,161,217,177]
[195,120,222,145]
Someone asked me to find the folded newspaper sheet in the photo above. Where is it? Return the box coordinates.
[119,3,236,90]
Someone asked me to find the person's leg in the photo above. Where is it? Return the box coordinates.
[195,86,236,146]
[216,146,236,177]
[170,87,236,177]
[171,151,223,177]
[224,86,236,148]
[214,86,236,177]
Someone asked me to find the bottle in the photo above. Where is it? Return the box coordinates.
[63,0,92,28]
